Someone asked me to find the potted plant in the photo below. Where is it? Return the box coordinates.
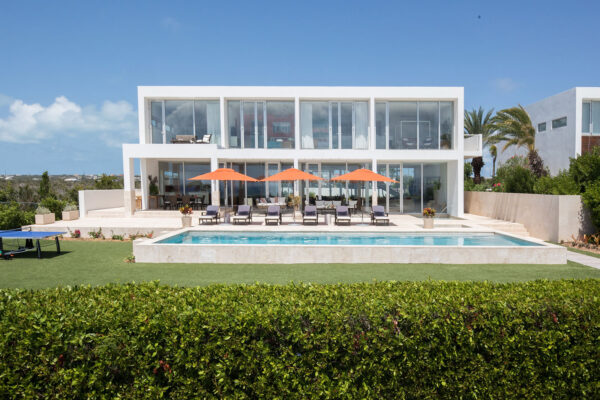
[35,206,55,225]
[179,204,193,227]
[422,207,436,229]
[62,204,79,221]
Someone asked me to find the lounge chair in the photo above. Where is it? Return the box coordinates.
[302,205,318,225]
[171,135,195,143]
[196,134,212,144]
[371,205,390,225]
[199,205,220,224]
[335,206,351,225]
[265,205,282,225]
[232,205,252,225]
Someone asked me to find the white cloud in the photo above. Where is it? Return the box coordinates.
[493,77,518,93]
[0,95,137,147]
[0,94,13,107]
[161,17,181,31]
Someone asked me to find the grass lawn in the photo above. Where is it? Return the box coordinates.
[0,239,599,289]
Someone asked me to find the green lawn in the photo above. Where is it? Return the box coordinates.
[0,239,599,289]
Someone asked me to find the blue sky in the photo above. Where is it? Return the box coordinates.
[1,0,599,175]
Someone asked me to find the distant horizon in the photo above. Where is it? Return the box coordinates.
[2,1,599,175]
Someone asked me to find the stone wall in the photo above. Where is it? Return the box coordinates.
[464,191,595,242]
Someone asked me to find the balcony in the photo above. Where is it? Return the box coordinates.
[464,134,482,158]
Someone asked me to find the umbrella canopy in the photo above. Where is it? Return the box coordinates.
[261,168,323,182]
[331,168,399,183]
[188,168,258,182]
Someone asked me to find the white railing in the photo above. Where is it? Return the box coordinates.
[464,134,482,155]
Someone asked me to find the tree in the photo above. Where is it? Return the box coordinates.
[491,105,547,177]
[94,174,123,190]
[489,144,498,177]
[39,171,51,199]
[464,107,495,184]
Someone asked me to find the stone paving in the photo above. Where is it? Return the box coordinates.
[566,251,600,270]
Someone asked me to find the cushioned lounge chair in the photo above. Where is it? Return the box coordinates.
[371,205,390,225]
[302,205,318,225]
[199,205,220,224]
[335,206,351,225]
[232,205,252,225]
[265,205,282,225]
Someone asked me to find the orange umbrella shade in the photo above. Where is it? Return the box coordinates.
[331,168,399,183]
[188,168,258,182]
[261,168,323,182]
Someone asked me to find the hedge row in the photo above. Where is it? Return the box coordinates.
[1,280,599,398]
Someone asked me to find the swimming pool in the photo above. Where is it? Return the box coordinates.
[157,231,542,247]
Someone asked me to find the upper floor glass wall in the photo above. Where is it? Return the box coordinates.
[149,100,220,144]
[227,100,295,149]
[300,101,368,149]
[375,101,454,150]
[583,101,600,134]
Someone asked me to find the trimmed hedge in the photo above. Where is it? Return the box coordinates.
[0,281,599,398]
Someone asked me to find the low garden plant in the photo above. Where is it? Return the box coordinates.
[0,280,598,398]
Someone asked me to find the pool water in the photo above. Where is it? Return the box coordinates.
[157,231,542,247]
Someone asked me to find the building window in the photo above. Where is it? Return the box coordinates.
[150,100,220,144]
[583,101,600,135]
[300,101,369,149]
[375,101,454,149]
[538,122,546,132]
[552,116,567,129]
[266,101,295,149]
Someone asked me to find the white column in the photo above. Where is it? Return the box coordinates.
[123,156,135,216]
[211,157,220,206]
[140,158,148,210]
[371,158,378,206]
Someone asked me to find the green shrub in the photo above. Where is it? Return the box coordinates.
[95,174,123,189]
[0,203,34,230]
[569,147,600,192]
[34,206,51,215]
[582,181,600,230]
[464,161,473,180]
[496,164,536,193]
[39,197,66,218]
[0,281,599,398]
[533,170,579,195]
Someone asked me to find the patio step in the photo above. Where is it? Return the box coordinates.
[479,221,530,237]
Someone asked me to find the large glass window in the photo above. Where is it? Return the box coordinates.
[245,163,266,205]
[390,102,417,149]
[267,101,295,148]
[590,101,600,134]
[228,101,241,148]
[423,163,447,213]
[402,164,421,213]
[354,101,368,149]
[439,102,454,149]
[151,101,164,143]
[194,101,220,144]
[300,102,329,149]
[340,102,353,149]
[158,162,183,195]
[419,102,439,149]
[164,101,193,143]
[375,103,386,149]
[184,163,211,204]
[583,102,591,133]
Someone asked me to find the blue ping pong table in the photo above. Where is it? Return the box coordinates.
[0,229,67,259]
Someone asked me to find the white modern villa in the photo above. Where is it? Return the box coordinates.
[122,86,482,217]
[496,87,600,175]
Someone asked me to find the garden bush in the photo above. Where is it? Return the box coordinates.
[39,197,66,219]
[496,164,536,193]
[533,170,579,195]
[0,281,599,398]
[0,203,34,230]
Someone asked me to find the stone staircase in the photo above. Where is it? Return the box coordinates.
[463,213,530,237]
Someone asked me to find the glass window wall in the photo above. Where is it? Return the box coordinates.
[419,102,439,149]
[390,102,417,149]
[375,103,386,149]
[402,164,421,213]
[151,100,220,144]
[194,100,220,144]
[228,101,241,148]
[300,101,369,149]
[585,101,600,134]
[439,102,454,149]
[158,162,184,195]
[164,101,193,143]
[423,163,447,212]
[267,101,295,148]
[151,101,164,144]
[300,102,329,149]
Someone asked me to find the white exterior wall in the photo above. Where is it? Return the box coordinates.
[496,87,600,176]
[124,86,474,217]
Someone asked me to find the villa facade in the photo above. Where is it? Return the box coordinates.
[123,86,481,217]
[496,87,600,175]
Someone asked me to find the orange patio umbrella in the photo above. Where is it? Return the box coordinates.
[261,167,323,182]
[331,168,398,224]
[188,168,258,182]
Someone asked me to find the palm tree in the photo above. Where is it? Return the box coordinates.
[464,107,495,184]
[491,105,546,177]
[489,144,497,177]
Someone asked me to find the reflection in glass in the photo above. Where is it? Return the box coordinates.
[228,101,241,148]
[331,103,339,149]
[419,102,439,149]
[300,102,329,149]
[582,102,591,133]
[375,102,386,149]
[355,102,369,149]
[243,102,256,148]
[159,162,183,195]
[592,101,600,134]
[164,101,193,143]
[267,101,295,148]
[402,164,421,213]
[151,101,163,144]
[184,163,211,204]
[341,103,353,149]
[245,163,266,205]
[390,102,417,149]
[440,102,454,149]
[194,100,220,144]
[423,163,447,213]
[281,163,294,198]
[268,163,279,197]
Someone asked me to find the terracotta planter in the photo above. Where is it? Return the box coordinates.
[62,210,79,221]
[35,213,55,225]
[181,215,192,228]
[423,217,434,229]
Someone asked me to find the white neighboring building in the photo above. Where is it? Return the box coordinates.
[496,87,600,175]
[122,86,481,217]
